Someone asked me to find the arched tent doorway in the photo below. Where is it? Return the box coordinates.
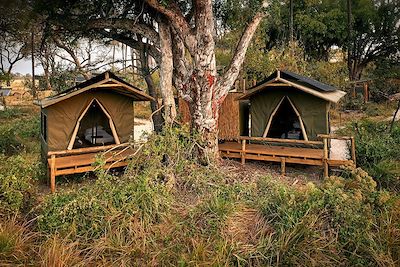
[68,99,120,149]
[263,96,308,140]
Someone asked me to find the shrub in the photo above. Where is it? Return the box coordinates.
[0,155,37,216]
[0,125,23,155]
[350,120,400,191]
[0,107,24,120]
[37,171,172,238]
[246,167,400,266]
[0,115,39,155]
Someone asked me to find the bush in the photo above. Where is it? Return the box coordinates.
[0,115,39,155]
[0,108,24,120]
[37,170,172,238]
[0,155,37,216]
[0,125,23,155]
[350,120,400,191]
[247,167,400,266]
[37,126,225,239]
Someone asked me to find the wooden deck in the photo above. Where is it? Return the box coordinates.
[219,135,356,177]
[47,143,134,192]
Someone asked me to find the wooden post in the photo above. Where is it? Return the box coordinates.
[350,136,356,166]
[352,85,356,98]
[280,157,286,175]
[363,82,369,103]
[50,155,56,193]
[241,139,246,165]
[323,137,329,178]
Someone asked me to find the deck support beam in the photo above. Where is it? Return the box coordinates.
[241,139,246,164]
[280,157,286,175]
[350,137,356,166]
[323,137,329,178]
[50,154,56,193]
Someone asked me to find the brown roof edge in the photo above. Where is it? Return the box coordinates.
[39,71,154,108]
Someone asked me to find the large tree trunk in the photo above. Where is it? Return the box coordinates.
[146,0,268,161]
[159,20,177,125]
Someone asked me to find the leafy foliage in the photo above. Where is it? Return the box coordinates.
[349,120,400,191]
[0,108,40,155]
[0,155,38,216]
[247,167,400,265]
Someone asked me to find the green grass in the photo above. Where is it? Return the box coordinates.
[0,107,400,266]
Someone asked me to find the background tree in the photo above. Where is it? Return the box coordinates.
[0,33,28,86]
[346,0,400,80]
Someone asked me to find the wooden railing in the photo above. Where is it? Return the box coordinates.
[47,143,132,193]
[47,143,131,157]
[233,135,356,178]
[236,136,323,165]
[238,136,323,145]
[317,134,356,178]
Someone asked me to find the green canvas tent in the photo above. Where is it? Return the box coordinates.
[34,71,154,159]
[238,70,346,141]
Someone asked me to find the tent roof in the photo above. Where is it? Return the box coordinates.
[35,71,154,108]
[238,70,346,103]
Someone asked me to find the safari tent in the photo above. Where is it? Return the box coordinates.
[238,70,346,141]
[35,71,154,192]
[219,70,355,177]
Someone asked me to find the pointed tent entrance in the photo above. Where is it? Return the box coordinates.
[263,96,308,141]
[68,99,121,150]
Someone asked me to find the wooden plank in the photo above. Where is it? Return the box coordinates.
[317,134,353,141]
[55,161,129,176]
[48,143,130,156]
[50,155,56,193]
[219,142,323,159]
[350,137,356,166]
[328,159,354,166]
[49,149,133,169]
[323,138,329,178]
[238,136,322,145]
[241,139,246,164]
[281,157,286,175]
[220,151,324,166]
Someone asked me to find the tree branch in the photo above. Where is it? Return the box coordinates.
[145,0,196,54]
[216,10,267,99]
[98,29,161,64]
[87,18,160,45]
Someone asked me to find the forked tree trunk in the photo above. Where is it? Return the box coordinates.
[146,0,268,160]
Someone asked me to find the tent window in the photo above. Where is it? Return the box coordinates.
[266,97,306,140]
[72,100,116,149]
[41,112,47,143]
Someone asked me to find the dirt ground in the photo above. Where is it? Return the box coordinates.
[220,158,325,188]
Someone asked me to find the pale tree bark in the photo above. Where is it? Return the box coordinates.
[158,20,177,124]
[146,0,269,160]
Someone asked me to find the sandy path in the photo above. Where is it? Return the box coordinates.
[133,118,153,141]
[330,126,350,160]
